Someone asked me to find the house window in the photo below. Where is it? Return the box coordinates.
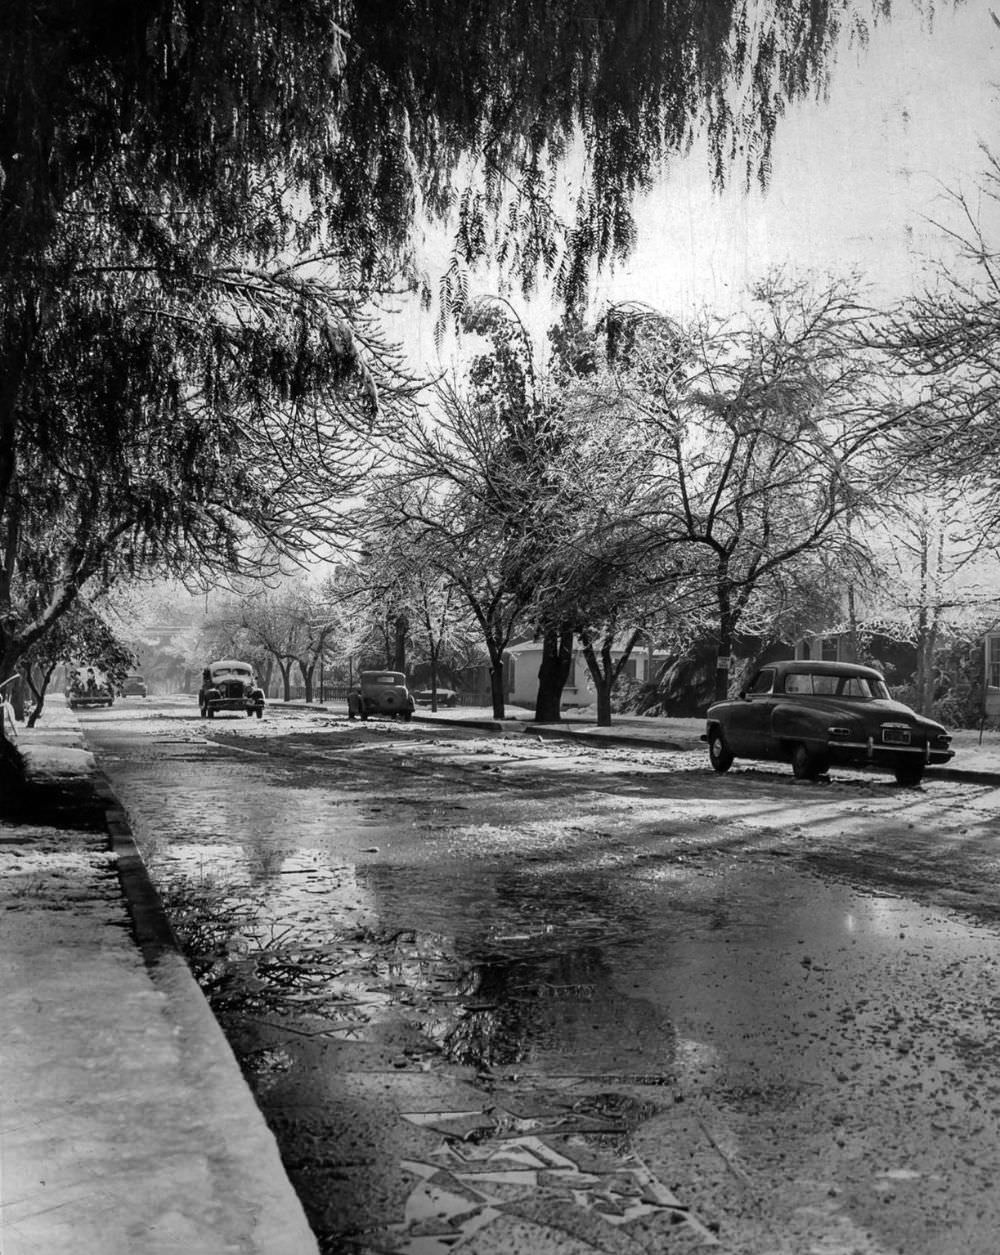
[821,637,839,662]
[987,635,1000,689]
[623,658,637,680]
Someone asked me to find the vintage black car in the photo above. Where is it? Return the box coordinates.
[704,659,954,786]
[413,687,459,707]
[120,674,148,697]
[348,670,416,721]
[199,659,265,719]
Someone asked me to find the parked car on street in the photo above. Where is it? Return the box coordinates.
[413,687,459,707]
[703,659,954,786]
[120,674,148,697]
[349,671,416,721]
[199,660,265,719]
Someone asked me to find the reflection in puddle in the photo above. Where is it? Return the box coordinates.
[150,843,996,1102]
[437,947,676,1076]
[158,866,678,1082]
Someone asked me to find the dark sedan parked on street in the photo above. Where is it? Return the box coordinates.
[348,671,416,721]
[413,687,459,707]
[704,659,954,786]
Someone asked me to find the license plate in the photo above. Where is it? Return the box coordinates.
[882,727,911,746]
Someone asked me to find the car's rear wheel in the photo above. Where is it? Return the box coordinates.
[708,728,734,773]
[255,705,264,719]
[400,710,412,722]
[207,708,215,719]
[791,743,827,780]
[894,763,924,786]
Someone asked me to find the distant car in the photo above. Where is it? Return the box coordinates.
[199,659,265,719]
[349,671,416,721]
[413,688,459,707]
[120,674,148,698]
[703,659,954,787]
[66,671,115,710]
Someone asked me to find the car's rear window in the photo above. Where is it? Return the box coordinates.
[367,674,403,685]
[783,672,886,698]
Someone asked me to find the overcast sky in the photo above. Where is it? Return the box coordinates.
[601,0,1000,317]
[398,1,1000,375]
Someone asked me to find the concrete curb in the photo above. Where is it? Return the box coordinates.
[96,779,185,966]
[522,723,694,753]
[90,774,321,1255]
[926,766,1000,786]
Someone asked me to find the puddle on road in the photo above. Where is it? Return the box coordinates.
[109,747,1000,1108]
[155,851,1000,1253]
[87,719,1000,1252]
[154,839,1000,1093]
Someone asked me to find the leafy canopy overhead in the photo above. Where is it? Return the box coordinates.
[3,0,902,296]
[0,0,915,681]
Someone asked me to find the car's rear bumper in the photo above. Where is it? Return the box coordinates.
[828,739,954,766]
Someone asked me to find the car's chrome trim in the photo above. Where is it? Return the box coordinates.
[832,739,952,759]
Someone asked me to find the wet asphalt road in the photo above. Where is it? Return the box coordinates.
[82,698,1000,1255]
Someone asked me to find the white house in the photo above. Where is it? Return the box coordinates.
[504,640,668,710]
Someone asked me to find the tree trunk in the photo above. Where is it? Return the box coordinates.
[580,629,639,727]
[714,577,736,702]
[428,644,440,712]
[393,614,408,673]
[481,629,507,719]
[489,661,505,719]
[298,659,314,703]
[714,624,735,702]
[276,660,293,702]
[845,584,859,664]
[534,627,574,723]
[24,661,56,728]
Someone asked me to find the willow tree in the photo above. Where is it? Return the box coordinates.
[1,0,915,687]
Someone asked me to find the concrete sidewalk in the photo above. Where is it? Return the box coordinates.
[0,707,318,1255]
